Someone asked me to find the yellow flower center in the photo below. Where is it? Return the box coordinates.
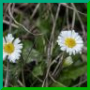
[65,38,76,48]
[3,43,15,54]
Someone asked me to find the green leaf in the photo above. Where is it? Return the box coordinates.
[32,65,43,77]
[35,36,45,54]
[50,81,66,87]
[36,18,51,35]
[22,40,42,63]
[56,62,87,86]
[60,62,87,81]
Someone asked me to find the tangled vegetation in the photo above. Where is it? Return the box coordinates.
[3,3,87,87]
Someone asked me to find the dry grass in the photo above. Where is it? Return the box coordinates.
[3,3,87,87]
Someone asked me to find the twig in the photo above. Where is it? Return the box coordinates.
[43,3,61,87]
[52,52,63,76]
[17,80,25,87]
[71,3,86,40]
[3,20,18,28]
[9,3,15,32]
[47,3,61,68]
[51,3,61,39]
[41,54,60,87]
[66,8,70,30]
[61,3,87,17]
[21,69,25,87]
[4,60,9,87]
[71,10,76,29]
[31,3,40,19]
[42,65,51,87]
[31,72,43,83]
[8,3,44,36]
[72,79,87,87]
[49,73,66,87]
[8,3,31,33]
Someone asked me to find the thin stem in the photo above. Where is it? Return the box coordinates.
[8,3,44,36]
[31,3,40,19]
[21,69,25,87]
[61,3,87,17]
[3,20,18,28]
[71,10,76,29]
[44,3,61,87]
[4,60,9,87]
[49,73,66,87]
[52,52,64,76]
[72,79,87,87]
[71,3,86,40]
[66,8,70,30]
[9,3,15,33]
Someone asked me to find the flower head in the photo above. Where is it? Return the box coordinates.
[57,30,83,55]
[3,34,23,63]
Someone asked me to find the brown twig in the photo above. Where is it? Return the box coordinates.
[4,60,9,87]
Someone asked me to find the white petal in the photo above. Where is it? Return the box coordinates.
[3,52,7,60]
[76,39,83,44]
[72,33,78,39]
[14,44,23,50]
[67,30,72,37]
[75,36,82,41]
[75,44,83,49]
[61,46,66,51]
[5,34,14,43]
[68,48,73,55]
[66,48,69,53]
[3,37,6,44]
[14,49,22,54]
[8,49,21,63]
[72,50,76,55]
[73,44,83,54]
[8,53,17,63]
[58,43,65,47]
[57,40,64,45]
[14,38,21,45]
[60,31,68,38]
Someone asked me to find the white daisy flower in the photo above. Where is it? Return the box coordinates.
[3,34,23,63]
[57,30,84,55]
